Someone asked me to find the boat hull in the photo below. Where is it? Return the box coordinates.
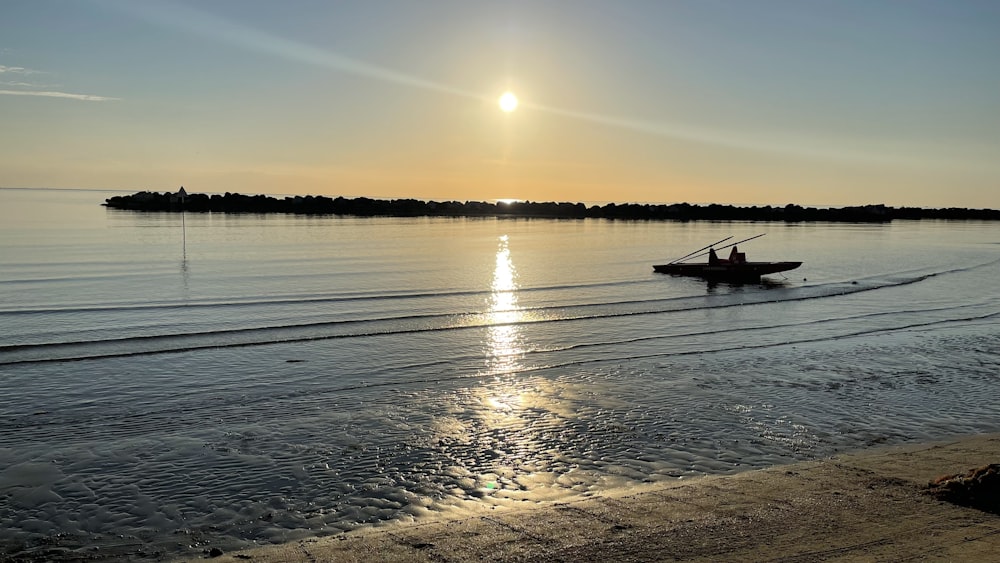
[652,261,802,281]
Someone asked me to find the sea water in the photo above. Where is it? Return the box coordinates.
[1,188,999,558]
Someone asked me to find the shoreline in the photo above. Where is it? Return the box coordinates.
[197,433,1000,562]
[102,190,1000,222]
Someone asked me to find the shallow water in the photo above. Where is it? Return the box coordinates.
[1,188,999,558]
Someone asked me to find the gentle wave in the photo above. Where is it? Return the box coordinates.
[6,257,994,316]
[5,307,997,447]
[0,268,978,365]
[0,278,653,315]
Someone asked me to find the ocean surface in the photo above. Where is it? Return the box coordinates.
[2,187,999,559]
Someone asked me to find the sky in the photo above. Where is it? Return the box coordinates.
[1,0,998,208]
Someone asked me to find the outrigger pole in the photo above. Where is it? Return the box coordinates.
[668,236,732,264]
[684,233,767,262]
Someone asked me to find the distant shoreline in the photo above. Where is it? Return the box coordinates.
[103,190,1000,222]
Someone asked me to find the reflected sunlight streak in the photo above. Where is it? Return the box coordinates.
[103,0,897,164]
[104,0,482,100]
[486,235,523,375]
[101,1,910,164]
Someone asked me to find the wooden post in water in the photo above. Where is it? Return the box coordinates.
[177,186,188,257]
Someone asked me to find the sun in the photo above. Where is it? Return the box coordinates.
[498,91,518,113]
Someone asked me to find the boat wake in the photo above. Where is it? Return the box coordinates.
[2,260,995,366]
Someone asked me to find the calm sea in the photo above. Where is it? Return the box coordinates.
[2,187,999,559]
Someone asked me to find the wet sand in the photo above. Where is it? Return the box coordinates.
[200,433,1000,562]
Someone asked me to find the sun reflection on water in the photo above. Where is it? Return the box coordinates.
[396,235,610,511]
[433,235,600,509]
[473,237,537,499]
[486,235,524,375]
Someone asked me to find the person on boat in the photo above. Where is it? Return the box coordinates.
[709,247,733,265]
[729,246,746,264]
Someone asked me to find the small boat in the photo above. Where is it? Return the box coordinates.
[653,235,802,282]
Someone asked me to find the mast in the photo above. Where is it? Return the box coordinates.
[668,236,733,264]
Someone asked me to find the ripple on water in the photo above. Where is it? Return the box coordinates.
[1,328,999,559]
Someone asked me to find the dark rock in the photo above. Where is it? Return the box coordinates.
[102,191,1000,222]
[926,463,1000,514]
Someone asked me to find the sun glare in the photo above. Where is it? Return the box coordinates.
[499,91,518,113]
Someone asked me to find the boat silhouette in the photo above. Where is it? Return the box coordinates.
[653,234,802,282]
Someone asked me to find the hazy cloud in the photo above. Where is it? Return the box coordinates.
[0,64,116,101]
[0,65,41,74]
[0,89,120,101]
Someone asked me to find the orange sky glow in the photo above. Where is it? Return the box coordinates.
[1,1,998,208]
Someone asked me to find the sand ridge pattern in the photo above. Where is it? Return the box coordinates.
[200,434,1000,563]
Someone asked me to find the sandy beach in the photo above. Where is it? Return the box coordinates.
[193,433,1000,562]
